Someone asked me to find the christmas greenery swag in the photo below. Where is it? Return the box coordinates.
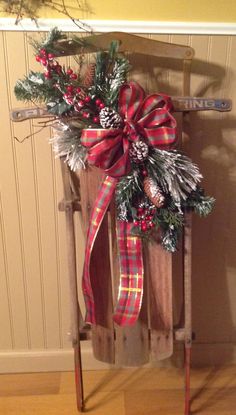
[15,28,215,254]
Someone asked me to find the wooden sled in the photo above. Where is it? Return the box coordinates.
[11,31,232,415]
[54,33,227,415]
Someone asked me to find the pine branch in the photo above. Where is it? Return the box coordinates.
[50,121,87,171]
[14,71,61,103]
[0,1,91,31]
[115,169,143,220]
[30,27,67,55]
[89,41,130,107]
[184,187,215,216]
[147,149,202,203]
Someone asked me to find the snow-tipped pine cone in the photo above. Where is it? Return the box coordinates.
[143,177,165,208]
[99,107,123,129]
[129,140,149,163]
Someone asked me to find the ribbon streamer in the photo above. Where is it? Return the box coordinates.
[82,175,117,324]
[82,81,177,326]
[113,221,144,326]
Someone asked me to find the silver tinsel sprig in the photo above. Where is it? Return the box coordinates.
[50,121,87,171]
[148,149,202,203]
[161,229,179,253]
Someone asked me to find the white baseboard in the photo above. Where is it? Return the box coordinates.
[0,18,236,35]
[0,342,111,374]
[0,341,235,373]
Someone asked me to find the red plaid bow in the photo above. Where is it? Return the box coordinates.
[81,82,177,327]
[81,81,177,177]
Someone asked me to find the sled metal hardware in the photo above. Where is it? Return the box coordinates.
[11,107,52,122]
[10,97,232,123]
[172,97,232,112]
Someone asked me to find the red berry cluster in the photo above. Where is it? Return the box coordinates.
[63,90,105,122]
[35,48,105,124]
[35,48,61,79]
[133,206,156,232]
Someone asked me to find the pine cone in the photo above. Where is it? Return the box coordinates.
[129,140,149,163]
[82,63,96,88]
[99,107,123,129]
[143,177,165,208]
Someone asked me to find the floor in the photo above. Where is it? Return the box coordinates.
[0,365,236,414]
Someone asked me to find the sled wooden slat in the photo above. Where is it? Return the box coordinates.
[78,166,115,364]
[54,31,194,60]
[145,242,173,361]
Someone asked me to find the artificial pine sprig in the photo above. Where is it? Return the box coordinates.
[14,71,62,103]
[50,121,87,171]
[30,27,68,55]
[116,169,143,221]
[116,154,214,252]
[184,187,215,216]
[89,41,131,108]
[147,148,202,203]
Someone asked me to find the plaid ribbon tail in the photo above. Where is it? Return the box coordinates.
[113,221,144,326]
[82,175,118,324]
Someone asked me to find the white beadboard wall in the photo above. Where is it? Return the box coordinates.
[0,30,236,372]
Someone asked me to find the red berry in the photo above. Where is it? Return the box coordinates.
[141,223,147,232]
[93,116,100,124]
[66,85,74,94]
[149,222,155,228]
[40,48,47,56]
[95,98,102,106]
[137,207,144,214]
[41,58,48,66]
[48,53,55,59]
[63,93,70,99]
[66,98,74,105]
[146,215,153,221]
[70,73,78,80]
[35,55,41,62]
[77,100,84,107]
[67,68,73,75]
[44,71,51,79]
[75,87,81,94]
[99,102,105,109]
[82,112,90,119]
[84,96,91,103]
[142,169,148,177]
[133,220,139,227]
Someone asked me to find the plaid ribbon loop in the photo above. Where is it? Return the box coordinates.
[81,81,177,178]
[81,82,177,327]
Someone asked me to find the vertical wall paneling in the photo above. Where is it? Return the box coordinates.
[1,32,29,349]
[0,193,14,349]
[0,31,236,371]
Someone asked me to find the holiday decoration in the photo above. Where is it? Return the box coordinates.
[14,29,215,327]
